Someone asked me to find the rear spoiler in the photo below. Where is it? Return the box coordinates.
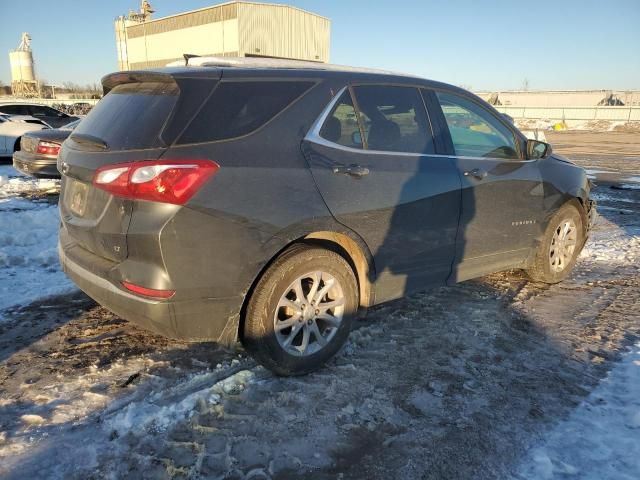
[101,71,177,95]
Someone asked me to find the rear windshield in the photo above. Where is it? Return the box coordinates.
[177,81,314,144]
[72,82,178,151]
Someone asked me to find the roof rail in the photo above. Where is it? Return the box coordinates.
[165,56,414,77]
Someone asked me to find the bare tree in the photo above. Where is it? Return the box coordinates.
[522,78,530,91]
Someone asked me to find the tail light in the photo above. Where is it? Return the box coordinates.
[93,160,219,205]
[37,141,61,156]
[122,281,175,299]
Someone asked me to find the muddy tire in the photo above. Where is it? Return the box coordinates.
[527,203,584,284]
[242,244,358,376]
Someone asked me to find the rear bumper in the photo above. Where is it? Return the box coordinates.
[13,150,59,178]
[58,238,242,345]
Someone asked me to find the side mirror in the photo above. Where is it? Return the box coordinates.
[526,139,552,159]
[351,131,363,146]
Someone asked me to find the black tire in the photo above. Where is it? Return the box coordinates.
[242,244,358,376]
[527,203,584,283]
[14,138,21,152]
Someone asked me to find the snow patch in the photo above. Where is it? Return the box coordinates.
[0,197,74,318]
[106,369,255,437]
[517,343,640,479]
[0,165,74,318]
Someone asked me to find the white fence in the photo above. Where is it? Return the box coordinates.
[495,106,640,123]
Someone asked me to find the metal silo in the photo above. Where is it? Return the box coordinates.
[9,33,38,97]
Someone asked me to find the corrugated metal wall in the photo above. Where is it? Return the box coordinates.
[237,2,330,62]
[118,1,331,70]
[126,3,238,39]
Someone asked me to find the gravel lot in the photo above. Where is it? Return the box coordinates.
[0,132,639,479]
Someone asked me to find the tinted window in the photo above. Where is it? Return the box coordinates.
[319,91,362,149]
[178,81,314,144]
[72,82,178,150]
[436,91,519,159]
[352,85,434,154]
[29,106,63,117]
[0,105,30,115]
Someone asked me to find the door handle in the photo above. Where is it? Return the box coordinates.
[333,164,370,178]
[463,168,487,180]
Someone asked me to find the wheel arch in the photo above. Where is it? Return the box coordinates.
[236,226,376,344]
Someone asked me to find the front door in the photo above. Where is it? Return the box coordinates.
[303,85,462,301]
[426,89,545,282]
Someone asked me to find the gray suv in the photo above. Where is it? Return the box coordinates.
[58,59,596,375]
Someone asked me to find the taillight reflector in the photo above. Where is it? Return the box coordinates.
[36,141,61,156]
[122,281,175,299]
[93,159,219,205]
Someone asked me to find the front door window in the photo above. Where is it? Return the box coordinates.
[436,91,519,159]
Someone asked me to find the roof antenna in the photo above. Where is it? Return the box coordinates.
[183,54,200,66]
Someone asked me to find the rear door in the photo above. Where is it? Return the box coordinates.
[424,89,545,282]
[59,74,217,262]
[303,85,461,302]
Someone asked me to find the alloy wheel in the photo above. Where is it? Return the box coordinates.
[274,271,345,356]
[549,219,578,273]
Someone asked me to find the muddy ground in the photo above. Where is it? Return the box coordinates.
[0,132,639,479]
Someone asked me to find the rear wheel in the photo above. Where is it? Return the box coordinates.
[243,245,358,376]
[527,203,584,283]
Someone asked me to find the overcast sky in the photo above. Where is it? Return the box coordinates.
[0,0,638,90]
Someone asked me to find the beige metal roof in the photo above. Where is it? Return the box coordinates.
[128,1,329,26]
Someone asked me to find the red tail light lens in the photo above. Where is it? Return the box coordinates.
[122,281,175,299]
[93,160,219,205]
[36,141,61,156]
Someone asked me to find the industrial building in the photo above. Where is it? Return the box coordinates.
[114,1,331,71]
[476,90,640,107]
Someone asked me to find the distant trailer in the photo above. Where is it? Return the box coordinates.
[114,1,331,71]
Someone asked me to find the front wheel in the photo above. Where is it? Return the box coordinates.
[527,203,584,283]
[242,245,358,376]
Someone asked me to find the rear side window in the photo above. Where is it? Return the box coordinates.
[352,85,434,154]
[29,106,63,117]
[178,81,314,144]
[72,82,178,151]
[436,91,519,159]
[0,105,30,115]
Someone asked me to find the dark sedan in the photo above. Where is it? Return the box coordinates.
[13,119,79,178]
[0,103,79,128]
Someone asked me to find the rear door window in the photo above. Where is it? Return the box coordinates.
[71,81,179,151]
[178,81,314,144]
[319,90,363,149]
[436,91,519,159]
[352,85,434,154]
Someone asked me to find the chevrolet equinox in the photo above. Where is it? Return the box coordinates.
[58,58,596,375]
